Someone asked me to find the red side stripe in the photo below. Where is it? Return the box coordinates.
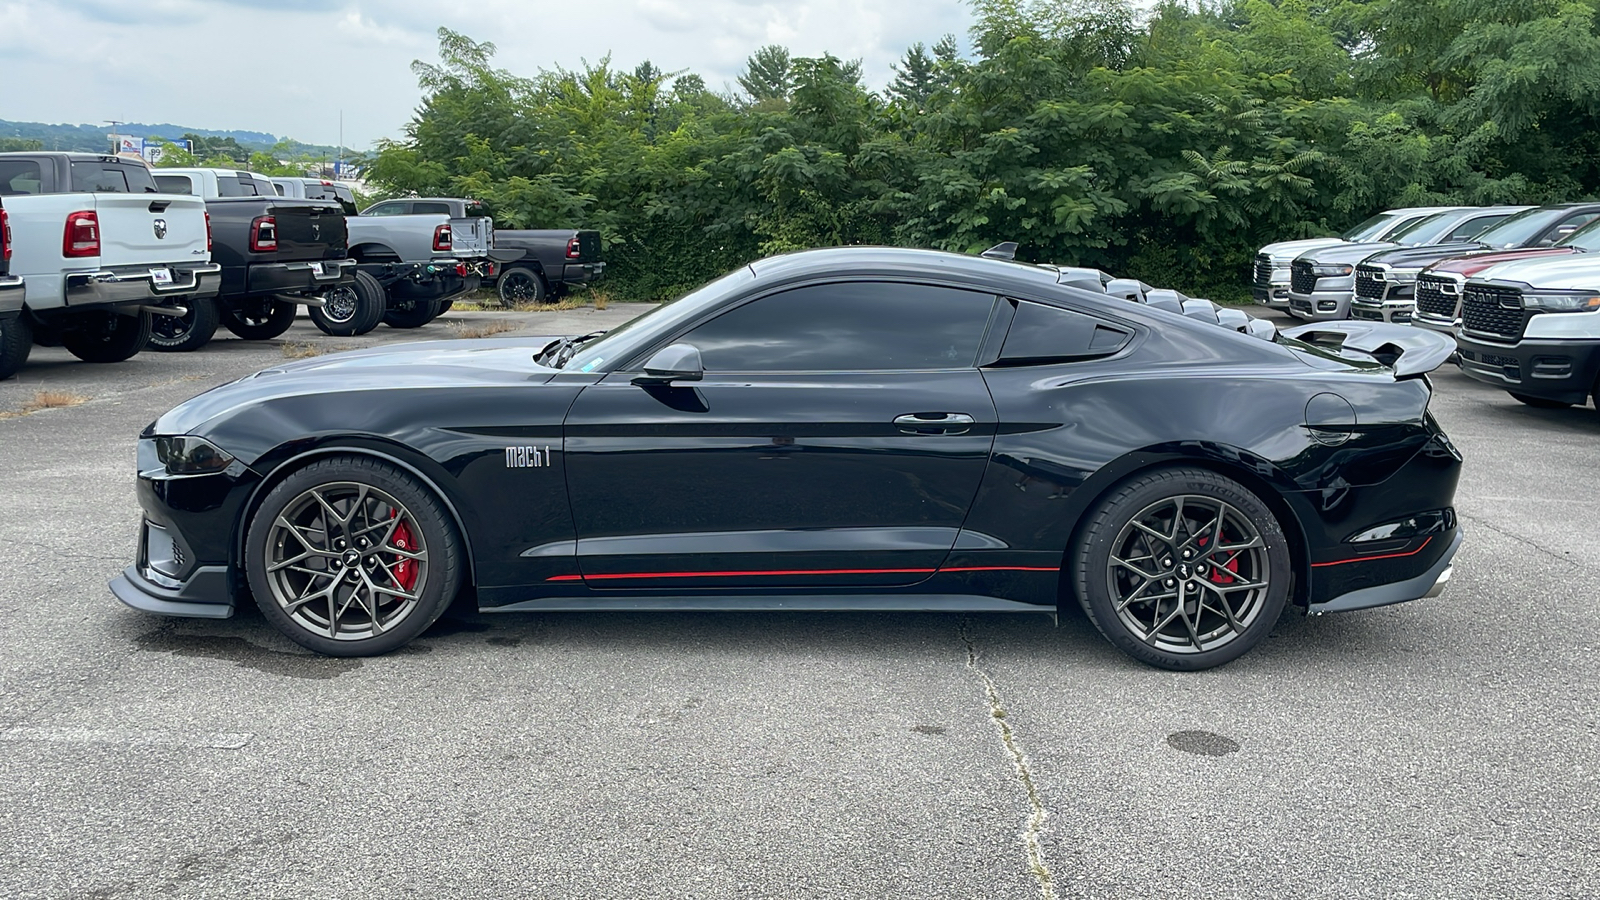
[544,565,1060,583]
[1310,536,1433,568]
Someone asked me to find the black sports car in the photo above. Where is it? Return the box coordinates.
[113,247,1464,670]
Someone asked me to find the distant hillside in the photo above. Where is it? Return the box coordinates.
[0,120,344,157]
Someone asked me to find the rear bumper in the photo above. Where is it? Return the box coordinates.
[1288,290,1353,321]
[562,261,606,285]
[0,275,22,317]
[1457,335,1600,405]
[1309,529,1462,615]
[65,263,222,307]
[244,259,355,297]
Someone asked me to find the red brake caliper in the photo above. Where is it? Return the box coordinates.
[1197,536,1239,585]
[390,516,419,592]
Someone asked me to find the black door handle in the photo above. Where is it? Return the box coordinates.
[894,413,975,435]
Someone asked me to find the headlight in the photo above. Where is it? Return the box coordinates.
[1384,270,1419,284]
[1521,292,1600,312]
[1310,263,1353,277]
[154,435,235,475]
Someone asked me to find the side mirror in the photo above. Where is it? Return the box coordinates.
[632,343,704,385]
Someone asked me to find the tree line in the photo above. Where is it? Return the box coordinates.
[366,0,1600,302]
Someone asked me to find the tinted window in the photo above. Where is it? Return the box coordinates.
[0,159,45,195]
[1558,218,1600,251]
[1341,213,1400,242]
[1473,207,1566,248]
[1445,214,1509,243]
[1386,212,1450,244]
[154,175,193,194]
[71,163,130,192]
[273,183,285,196]
[1539,211,1600,246]
[997,301,1131,365]
[214,174,248,197]
[364,202,406,216]
[682,283,995,372]
[413,201,451,214]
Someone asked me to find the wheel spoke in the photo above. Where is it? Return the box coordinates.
[1112,556,1160,580]
[1178,603,1205,652]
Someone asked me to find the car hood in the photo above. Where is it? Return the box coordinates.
[150,338,567,436]
[1359,242,1485,271]
[1469,253,1600,290]
[1295,241,1398,265]
[1427,247,1577,277]
[1260,237,1343,263]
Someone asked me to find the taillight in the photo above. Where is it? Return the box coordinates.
[63,210,100,259]
[566,235,581,259]
[433,224,452,251]
[1,208,10,263]
[250,215,278,253]
[204,211,213,253]
[455,263,469,277]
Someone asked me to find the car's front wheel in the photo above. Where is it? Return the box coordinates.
[1073,467,1290,670]
[245,456,465,656]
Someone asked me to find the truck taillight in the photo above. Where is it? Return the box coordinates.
[204,211,213,253]
[566,236,581,259]
[250,215,278,253]
[63,210,100,259]
[433,224,452,251]
[1,208,10,263]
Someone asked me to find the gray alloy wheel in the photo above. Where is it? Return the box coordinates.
[147,299,220,352]
[1075,467,1290,670]
[246,457,463,656]
[307,283,378,337]
[496,266,547,307]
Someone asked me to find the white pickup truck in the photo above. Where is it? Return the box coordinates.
[0,152,219,378]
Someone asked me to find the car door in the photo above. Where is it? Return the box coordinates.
[561,280,1003,589]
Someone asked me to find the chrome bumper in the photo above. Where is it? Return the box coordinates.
[0,274,21,317]
[66,262,222,307]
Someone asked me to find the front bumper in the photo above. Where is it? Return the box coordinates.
[1288,289,1353,321]
[245,259,355,297]
[1412,313,1457,336]
[1350,298,1415,323]
[1457,335,1600,405]
[111,565,234,619]
[0,274,22,318]
[66,262,222,307]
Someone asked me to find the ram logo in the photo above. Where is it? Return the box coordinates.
[152,218,168,239]
[505,446,552,468]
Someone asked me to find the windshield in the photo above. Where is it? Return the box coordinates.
[1341,213,1401,242]
[562,267,756,372]
[1558,218,1600,251]
[1471,207,1563,249]
[1385,211,1453,245]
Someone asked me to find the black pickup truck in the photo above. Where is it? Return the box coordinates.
[486,229,604,305]
[149,168,363,349]
[0,195,25,379]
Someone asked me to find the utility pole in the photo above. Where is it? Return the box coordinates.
[105,119,122,153]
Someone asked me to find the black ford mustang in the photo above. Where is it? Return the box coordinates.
[113,247,1464,670]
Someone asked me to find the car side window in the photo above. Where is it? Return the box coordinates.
[679,282,996,372]
[153,175,193,195]
[0,160,44,195]
[1446,215,1508,243]
[1543,212,1600,245]
[995,301,1133,365]
[70,164,131,193]
[413,201,451,214]
[365,202,407,216]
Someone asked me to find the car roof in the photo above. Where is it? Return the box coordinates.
[749,246,1068,296]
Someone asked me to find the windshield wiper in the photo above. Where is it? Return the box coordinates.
[536,331,607,368]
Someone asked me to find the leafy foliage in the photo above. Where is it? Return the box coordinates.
[369,5,1600,303]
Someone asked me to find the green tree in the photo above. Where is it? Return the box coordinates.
[890,43,939,108]
[738,45,793,102]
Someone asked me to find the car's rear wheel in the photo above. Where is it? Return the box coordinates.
[0,315,33,380]
[308,281,382,337]
[350,272,388,335]
[1509,392,1571,409]
[245,456,464,657]
[147,299,220,352]
[62,311,152,363]
[1074,467,1290,670]
[496,266,547,307]
[221,299,298,341]
[382,296,442,329]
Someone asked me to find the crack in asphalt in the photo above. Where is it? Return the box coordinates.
[1457,510,1591,571]
[960,620,1059,900]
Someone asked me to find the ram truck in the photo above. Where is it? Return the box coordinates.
[277,184,498,328]
[0,196,26,378]
[1252,207,1456,310]
[484,228,603,304]
[148,168,359,347]
[1351,204,1600,323]
[1455,254,1600,409]
[0,152,219,379]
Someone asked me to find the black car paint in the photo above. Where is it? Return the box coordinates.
[121,248,1461,621]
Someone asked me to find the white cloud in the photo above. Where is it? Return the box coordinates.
[1,0,971,147]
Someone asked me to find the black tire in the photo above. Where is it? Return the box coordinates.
[245,456,465,657]
[350,271,388,335]
[308,278,383,337]
[438,299,454,315]
[62,311,152,363]
[147,299,220,352]
[496,265,547,307]
[382,296,442,329]
[220,299,298,341]
[1508,392,1571,409]
[1073,467,1291,671]
[0,315,33,380]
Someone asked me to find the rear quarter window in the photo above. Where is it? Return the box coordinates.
[71,163,131,193]
[413,201,452,215]
[0,159,45,195]
[153,175,194,195]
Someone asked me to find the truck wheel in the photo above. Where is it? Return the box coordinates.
[147,299,220,352]
[382,297,441,329]
[1508,392,1570,409]
[350,272,388,335]
[309,280,383,338]
[0,315,33,380]
[62,311,153,363]
[221,299,298,341]
[496,266,547,307]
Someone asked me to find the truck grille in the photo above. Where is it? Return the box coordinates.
[1415,275,1458,320]
[1253,255,1273,289]
[1461,284,1528,341]
[1290,261,1318,294]
[1353,265,1386,300]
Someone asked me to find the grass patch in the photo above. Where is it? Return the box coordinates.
[0,390,90,420]
[448,319,522,339]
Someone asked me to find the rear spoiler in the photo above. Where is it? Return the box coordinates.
[1280,321,1455,379]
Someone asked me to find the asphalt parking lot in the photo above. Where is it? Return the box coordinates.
[0,304,1596,899]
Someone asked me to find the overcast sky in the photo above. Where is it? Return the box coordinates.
[0,0,974,149]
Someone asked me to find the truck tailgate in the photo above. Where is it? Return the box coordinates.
[95,194,210,268]
[271,200,347,260]
[450,216,493,258]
